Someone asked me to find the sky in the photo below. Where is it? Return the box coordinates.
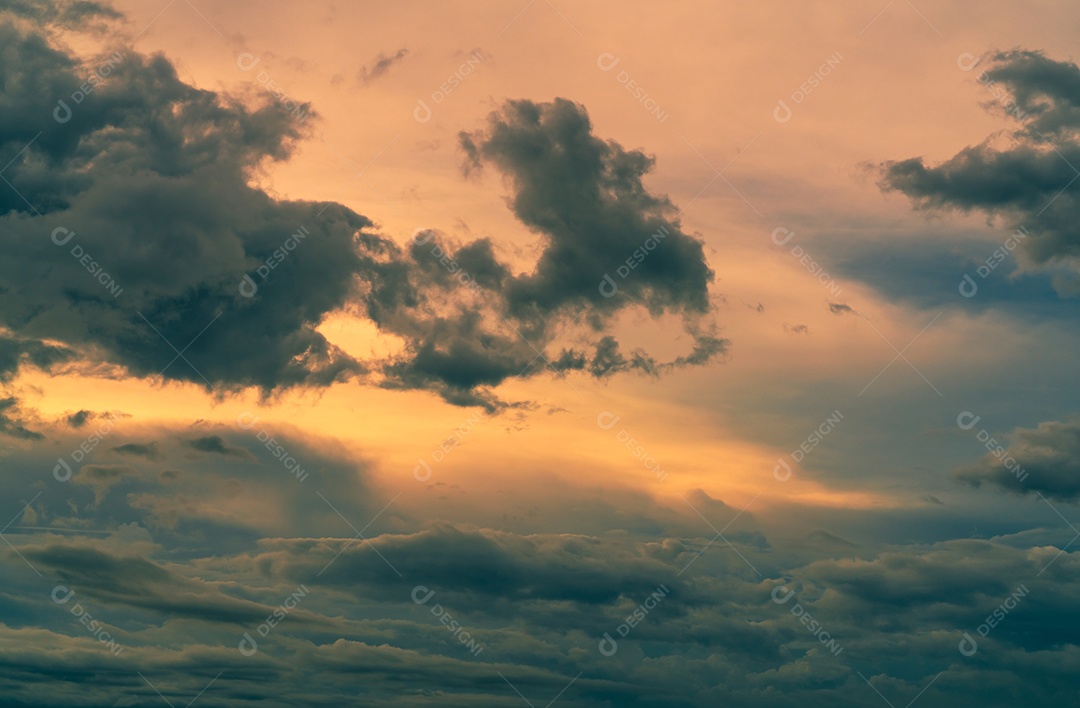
[1,0,1079,705]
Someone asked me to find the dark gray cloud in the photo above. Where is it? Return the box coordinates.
[460,98,715,320]
[371,100,728,409]
[0,10,380,394]
[880,50,1080,283]
[185,434,257,459]
[0,416,1076,707]
[0,396,42,439]
[25,543,312,625]
[0,334,72,382]
[110,441,160,459]
[956,417,1080,502]
[0,9,725,413]
[0,0,121,27]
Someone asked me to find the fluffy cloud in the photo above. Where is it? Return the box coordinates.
[0,6,725,414]
[880,50,1080,287]
[956,417,1080,502]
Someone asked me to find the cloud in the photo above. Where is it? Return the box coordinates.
[110,442,159,459]
[358,48,408,84]
[184,434,257,460]
[460,98,715,320]
[0,10,380,395]
[71,464,138,505]
[0,11,725,412]
[0,396,42,439]
[0,333,72,382]
[24,543,310,625]
[374,99,729,408]
[955,417,1080,502]
[879,50,1080,288]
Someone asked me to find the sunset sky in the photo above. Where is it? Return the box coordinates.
[2,1,1080,705]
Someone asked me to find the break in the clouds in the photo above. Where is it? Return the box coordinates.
[880,50,1080,290]
[0,4,723,412]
